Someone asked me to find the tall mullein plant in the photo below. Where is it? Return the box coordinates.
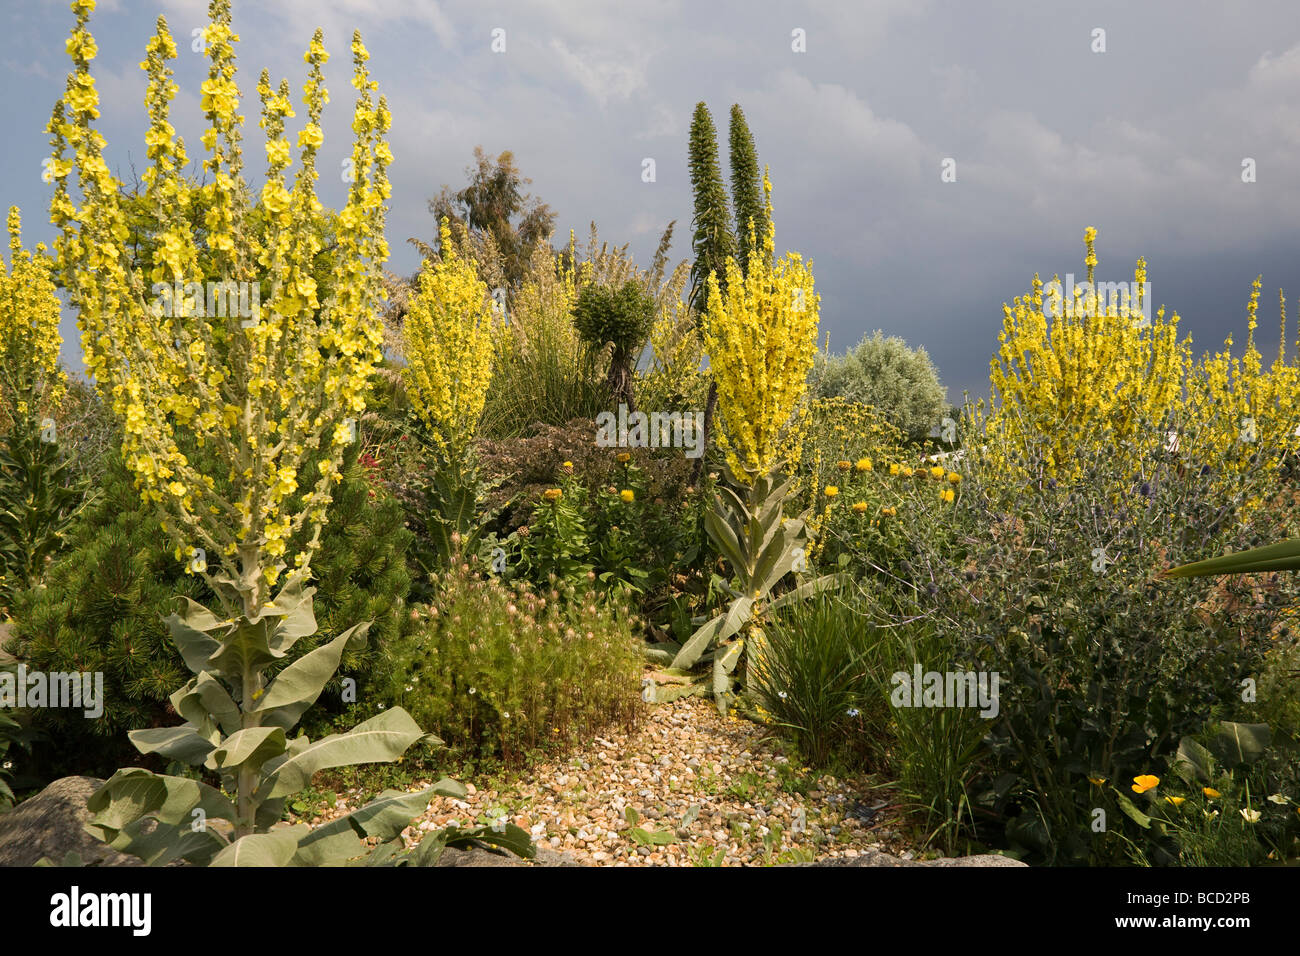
[665,172,841,714]
[400,216,500,570]
[39,0,516,866]
[0,206,84,606]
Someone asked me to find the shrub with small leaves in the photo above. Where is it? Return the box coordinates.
[380,564,642,772]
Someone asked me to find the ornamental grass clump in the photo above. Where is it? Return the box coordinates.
[42,0,523,866]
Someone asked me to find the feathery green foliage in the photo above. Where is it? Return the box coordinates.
[687,103,736,315]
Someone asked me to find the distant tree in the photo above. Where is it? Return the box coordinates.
[573,278,657,412]
[810,331,949,445]
[428,146,556,292]
[687,103,735,315]
[728,105,767,276]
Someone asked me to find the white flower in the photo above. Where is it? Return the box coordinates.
[846,707,860,718]
[1266,793,1289,805]
[1240,807,1261,823]
[502,711,510,719]
[468,687,476,696]
[778,691,788,699]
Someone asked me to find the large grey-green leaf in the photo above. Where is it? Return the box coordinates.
[1210,721,1271,768]
[85,769,236,847]
[257,578,319,653]
[1173,736,1217,784]
[252,622,370,731]
[163,598,226,674]
[209,825,310,867]
[704,496,745,572]
[767,573,848,612]
[110,817,228,867]
[670,596,754,670]
[85,769,169,840]
[205,726,288,773]
[290,827,366,867]
[294,784,462,865]
[171,672,242,737]
[260,708,427,800]
[128,725,216,766]
[206,616,288,686]
[712,640,743,696]
[753,519,803,595]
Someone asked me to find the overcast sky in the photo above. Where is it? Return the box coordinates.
[4,0,1300,402]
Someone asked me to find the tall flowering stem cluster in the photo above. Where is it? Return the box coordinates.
[702,172,820,481]
[46,0,392,618]
[402,218,496,460]
[1183,278,1300,491]
[0,207,65,432]
[982,228,1189,484]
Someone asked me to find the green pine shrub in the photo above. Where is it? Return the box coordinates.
[5,442,416,779]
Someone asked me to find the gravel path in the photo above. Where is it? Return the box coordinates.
[393,697,915,866]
